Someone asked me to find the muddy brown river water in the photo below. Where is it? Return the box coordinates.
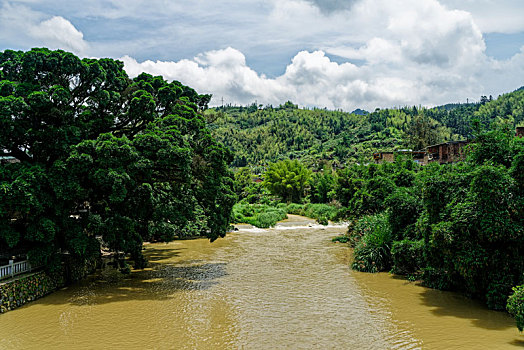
[0,215,522,349]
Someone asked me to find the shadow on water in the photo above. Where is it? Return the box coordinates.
[33,245,228,307]
[508,339,524,347]
[145,246,185,261]
[418,286,514,331]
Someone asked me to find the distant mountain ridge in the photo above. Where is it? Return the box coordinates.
[351,108,369,115]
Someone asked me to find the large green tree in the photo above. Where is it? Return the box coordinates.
[0,48,235,271]
[263,159,311,203]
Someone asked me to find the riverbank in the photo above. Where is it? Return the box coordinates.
[0,271,64,313]
[0,256,99,314]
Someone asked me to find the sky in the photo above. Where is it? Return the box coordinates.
[1,0,524,111]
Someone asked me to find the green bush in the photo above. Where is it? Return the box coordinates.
[507,285,524,332]
[486,277,515,310]
[351,213,392,273]
[386,188,422,240]
[348,214,378,247]
[253,210,288,228]
[308,168,337,203]
[286,203,304,215]
[317,216,328,225]
[263,159,311,202]
[391,239,424,275]
[421,267,453,290]
[232,202,287,228]
[276,202,287,210]
[301,203,340,222]
[349,175,395,216]
[332,235,349,243]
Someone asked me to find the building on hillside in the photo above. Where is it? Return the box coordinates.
[426,140,469,164]
[373,150,426,165]
[373,151,394,164]
[373,140,469,165]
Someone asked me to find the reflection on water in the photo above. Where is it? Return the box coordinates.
[0,215,521,349]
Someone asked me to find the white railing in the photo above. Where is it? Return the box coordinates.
[0,260,36,281]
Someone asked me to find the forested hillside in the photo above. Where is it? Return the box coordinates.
[210,90,524,168]
[209,103,464,168]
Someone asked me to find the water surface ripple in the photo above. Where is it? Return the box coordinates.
[0,215,521,349]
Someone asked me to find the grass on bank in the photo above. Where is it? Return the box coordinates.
[232,201,342,228]
[232,203,288,228]
[285,203,340,225]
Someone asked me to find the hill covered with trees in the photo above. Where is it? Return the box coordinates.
[209,89,524,169]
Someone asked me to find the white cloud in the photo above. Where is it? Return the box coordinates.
[0,3,88,55]
[30,16,88,54]
[121,48,289,105]
[440,0,524,34]
[118,0,524,111]
[1,0,524,111]
[118,47,456,111]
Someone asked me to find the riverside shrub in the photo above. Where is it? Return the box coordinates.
[507,285,524,332]
[391,239,424,275]
[351,213,392,273]
[338,129,524,311]
[232,202,287,228]
[301,203,339,222]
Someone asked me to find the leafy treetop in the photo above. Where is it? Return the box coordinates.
[0,48,234,271]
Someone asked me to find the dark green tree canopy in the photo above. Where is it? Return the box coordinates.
[0,48,234,270]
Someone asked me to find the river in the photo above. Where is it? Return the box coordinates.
[0,215,521,349]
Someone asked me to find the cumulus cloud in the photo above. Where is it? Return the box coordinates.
[440,0,524,34]
[0,2,88,55]
[118,47,464,111]
[30,16,88,54]
[121,48,289,105]
[1,0,524,111]
[119,0,524,111]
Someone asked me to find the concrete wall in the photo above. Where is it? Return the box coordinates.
[0,256,100,314]
[0,271,64,313]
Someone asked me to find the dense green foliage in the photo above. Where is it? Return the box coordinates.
[212,89,524,170]
[507,285,524,332]
[263,159,311,202]
[0,48,235,271]
[339,128,524,312]
[232,203,287,228]
[233,167,270,203]
[391,239,424,275]
[351,213,392,273]
[475,89,524,128]
[308,167,337,203]
[209,103,489,167]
